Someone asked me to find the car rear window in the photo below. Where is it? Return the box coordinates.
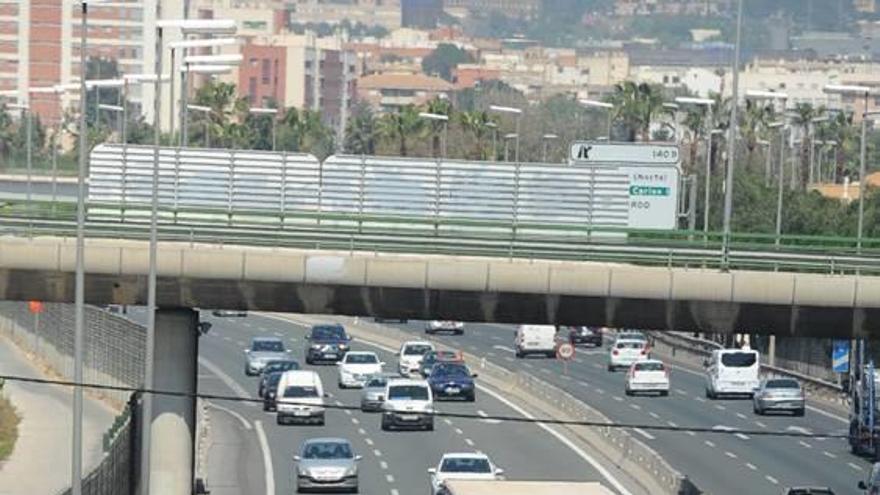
[311,326,347,340]
[404,344,433,355]
[265,361,299,373]
[303,442,353,459]
[766,379,800,389]
[283,385,319,398]
[635,362,664,372]
[616,342,644,349]
[253,340,284,352]
[388,385,429,400]
[440,457,491,473]
[721,352,757,367]
[432,363,469,377]
[366,377,388,387]
[346,354,378,364]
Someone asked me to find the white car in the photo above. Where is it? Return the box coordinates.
[426,321,465,335]
[625,360,670,396]
[397,341,436,376]
[428,453,504,495]
[381,378,434,431]
[276,370,326,425]
[608,338,649,371]
[337,351,385,389]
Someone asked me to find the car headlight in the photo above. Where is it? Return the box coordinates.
[298,467,310,477]
[310,344,322,350]
[344,466,357,477]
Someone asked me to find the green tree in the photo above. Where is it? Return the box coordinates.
[421,44,475,81]
[378,105,424,157]
[608,81,665,142]
[192,81,250,149]
[276,107,334,156]
[457,110,495,160]
[739,99,775,173]
[345,104,379,155]
[789,102,822,190]
[424,97,452,158]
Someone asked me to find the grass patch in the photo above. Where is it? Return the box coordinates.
[0,394,20,462]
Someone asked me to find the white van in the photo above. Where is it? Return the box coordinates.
[514,325,557,358]
[381,378,434,431]
[704,348,760,399]
[275,370,326,425]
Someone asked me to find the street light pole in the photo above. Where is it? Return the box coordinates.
[542,133,558,162]
[860,102,868,250]
[489,105,523,162]
[579,99,614,140]
[722,0,744,255]
[418,112,450,159]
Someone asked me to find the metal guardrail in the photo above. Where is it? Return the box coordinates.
[648,332,844,394]
[1,208,880,276]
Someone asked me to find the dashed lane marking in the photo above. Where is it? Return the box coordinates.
[613,396,623,402]
[373,449,382,457]
[595,388,605,395]
[648,412,659,419]
[755,421,767,428]
[385,474,395,483]
[765,475,778,485]
[736,413,747,420]
[351,417,360,425]
[695,397,706,403]
[848,462,864,472]
[365,438,374,446]
[675,389,687,396]
[465,438,475,446]
[504,356,514,362]
[798,440,812,449]
[704,440,715,448]
[823,451,837,459]
[629,404,641,411]
[724,451,737,459]
[477,410,502,425]
[443,418,453,426]
[745,463,757,471]
[633,428,656,440]
[358,428,366,435]
[666,421,678,427]
[735,433,750,441]
[492,345,515,354]
[454,428,463,435]
[391,489,400,495]
[379,461,388,470]
[714,404,726,411]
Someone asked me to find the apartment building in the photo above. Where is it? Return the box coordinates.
[357,72,452,111]
[286,0,402,29]
[238,33,357,128]
[613,0,733,16]
[443,0,540,20]
[3,0,184,128]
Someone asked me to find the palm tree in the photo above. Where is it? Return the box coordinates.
[378,105,423,157]
[739,99,774,173]
[457,110,494,160]
[789,102,822,190]
[608,81,665,142]
[826,111,858,184]
[682,106,706,173]
[193,81,249,149]
[277,107,333,153]
[424,97,452,158]
[345,104,378,155]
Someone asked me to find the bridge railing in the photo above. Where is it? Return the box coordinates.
[1,203,879,275]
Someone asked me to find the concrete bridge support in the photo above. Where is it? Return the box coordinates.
[146,308,198,495]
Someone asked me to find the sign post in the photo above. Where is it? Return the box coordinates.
[557,342,575,375]
[28,301,44,358]
[833,339,851,374]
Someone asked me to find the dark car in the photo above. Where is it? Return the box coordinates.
[427,362,477,401]
[419,350,465,378]
[783,488,834,495]
[262,371,284,412]
[258,359,300,397]
[305,324,352,364]
[567,326,603,347]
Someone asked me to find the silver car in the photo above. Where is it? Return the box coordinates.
[244,337,290,376]
[360,373,400,412]
[294,438,361,493]
[753,378,805,416]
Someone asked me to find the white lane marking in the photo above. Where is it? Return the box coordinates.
[385,474,395,483]
[477,380,634,495]
[344,410,352,416]
[736,413,747,420]
[674,389,687,396]
[667,421,678,428]
[686,431,696,437]
[798,440,812,449]
[613,396,623,402]
[391,490,400,495]
[806,404,848,423]
[704,440,715,448]
[849,462,864,472]
[755,421,767,428]
[724,451,737,459]
[358,428,366,435]
[351,417,360,425]
[487,352,496,357]
[254,421,275,495]
[490,336,503,342]
[373,449,382,457]
[365,438,374,446]
[595,388,605,395]
[443,418,453,426]
[273,331,282,337]
[493,345,515,354]
[629,404,641,411]
[561,375,572,381]
[199,357,256,407]
[735,433,750,441]
[504,357,514,362]
[823,451,837,459]
[714,404,726,411]
[222,336,232,342]
[477,410,502,425]
[236,340,245,346]
[633,428,656,440]
[765,475,778,485]
[523,363,534,369]
[786,426,813,435]
[648,412,659,419]
[695,397,706,403]
[379,461,388,470]
[454,428,463,435]
[465,438,475,446]
[745,462,757,471]
[207,401,252,430]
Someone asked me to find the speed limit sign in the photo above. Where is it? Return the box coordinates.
[557,343,575,361]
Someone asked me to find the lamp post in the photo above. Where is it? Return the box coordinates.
[486,121,498,161]
[29,86,71,206]
[143,19,237,495]
[542,133,558,162]
[187,104,212,147]
[767,121,786,245]
[503,133,517,162]
[722,0,744,256]
[824,84,873,249]
[662,102,680,143]
[808,115,829,185]
[580,99,614,140]
[419,112,449,159]
[676,97,716,232]
[180,63,236,146]
[489,105,522,162]
[745,90,789,185]
[7,103,31,208]
[250,107,279,151]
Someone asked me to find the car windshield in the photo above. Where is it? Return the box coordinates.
[388,385,429,400]
[620,333,646,340]
[302,442,353,460]
[345,354,378,364]
[283,386,319,398]
[366,376,388,388]
[252,340,284,352]
[404,344,432,355]
[433,364,469,377]
[766,379,800,389]
[721,352,757,367]
[440,457,491,473]
[635,362,664,372]
[311,326,347,340]
[264,361,299,373]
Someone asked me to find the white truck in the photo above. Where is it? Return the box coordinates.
[443,480,615,495]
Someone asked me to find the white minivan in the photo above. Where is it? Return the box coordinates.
[514,325,557,358]
[275,370,326,425]
[704,348,760,399]
[381,378,434,431]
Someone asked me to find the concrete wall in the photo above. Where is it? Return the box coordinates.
[0,236,879,337]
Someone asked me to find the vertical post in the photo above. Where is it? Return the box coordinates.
[542,139,548,162]
[808,124,816,185]
[25,108,32,209]
[442,120,448,160]
[121,82,129,218]
[169,48,176,146]
[514,116,521,164]
[722,0,744,259]
[142,19,164,495]
[271,117,277,152]
[338,51,349,153]
[51,121,58,208]
[703,132,712,233]
[491,129,497,162]
[204,120,209,148]
[687,174,697,232]
[181,67,189,147]
[776,128,785,246]
[768,335,776,367]
[72,3,88,494]
[605,111,612,140]
[858,93,868,251]
[764,140,772,186]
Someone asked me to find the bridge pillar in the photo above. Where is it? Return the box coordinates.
[147,308,198,495]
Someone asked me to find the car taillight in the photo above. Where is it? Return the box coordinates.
[612,350,619,356]
[640,349,647,355]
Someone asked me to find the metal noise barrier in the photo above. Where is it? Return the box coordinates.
[88,145,632,232]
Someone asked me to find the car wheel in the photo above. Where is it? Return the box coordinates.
[466,391,476,402]
[381,416,390,431]
[425,420,434,432]
[625,388,632,396]
[276,415,285,426]
[659,390,669,397]
[515,350,524,358]
[607,365,615,372]
[794,408,805,417]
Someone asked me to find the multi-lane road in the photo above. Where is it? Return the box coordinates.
[127,309,867,494]
[163,311,622,495]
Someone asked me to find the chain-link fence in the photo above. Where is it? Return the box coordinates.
[0,302,145,408]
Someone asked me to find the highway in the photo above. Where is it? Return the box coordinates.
[387,320,867,494]
[126,308,623,495]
